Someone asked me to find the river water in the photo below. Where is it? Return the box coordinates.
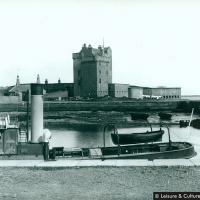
[49,125,200,148]
[48,113,200,154]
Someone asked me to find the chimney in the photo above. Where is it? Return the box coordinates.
[16,75,20,86]
[31,84,43,143]
[36,74,41,84]
[45,78,48,84]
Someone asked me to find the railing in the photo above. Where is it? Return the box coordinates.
[103,123,121,156]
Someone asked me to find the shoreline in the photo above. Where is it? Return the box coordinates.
[6,110,196,127]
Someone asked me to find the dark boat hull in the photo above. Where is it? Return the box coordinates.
[111,130,164,145]
[191,119,200,129]
[99,142,196,160]
[130,113,149,120]
[60,142,196,160]
[158,113,172,120]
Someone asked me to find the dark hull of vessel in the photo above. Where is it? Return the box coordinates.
[130,113,149,120]
[191,119,200,129]
[95,142,196,160]
[158,113,172,120]
[111,130,164,145]
[60,142,196,160]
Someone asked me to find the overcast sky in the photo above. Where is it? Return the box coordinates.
[0,0,200,95]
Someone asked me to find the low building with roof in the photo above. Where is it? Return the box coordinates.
[143,87,181,99]
[128,85,143,99]
[7,75,73,101]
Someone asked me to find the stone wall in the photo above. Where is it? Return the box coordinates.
[0,96,21,104]
[109,83,129,97]
[44,83,74,97]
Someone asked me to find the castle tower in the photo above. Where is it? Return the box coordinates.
[72,44,112,97]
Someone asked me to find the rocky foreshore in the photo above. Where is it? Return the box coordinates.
[11,110,183,129]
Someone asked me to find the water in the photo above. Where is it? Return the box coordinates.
[48,124,200,150]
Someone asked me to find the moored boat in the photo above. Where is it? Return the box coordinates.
[158,112,172,120]
[130,113,149,120]
[89,125,196,160]
[58,141,196,160]
[111,129,164,145]
[88,142,196,160]
[191,119,200,129]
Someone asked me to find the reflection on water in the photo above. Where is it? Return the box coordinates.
[48,123,200,151]
[49,124,112,148]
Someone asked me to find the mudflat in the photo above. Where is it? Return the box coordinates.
[0,166,199,200]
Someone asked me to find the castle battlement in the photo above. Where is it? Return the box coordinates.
[73,44,111,62]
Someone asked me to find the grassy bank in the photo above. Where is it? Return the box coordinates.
[0,99,200,112]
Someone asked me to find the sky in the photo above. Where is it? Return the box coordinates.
[0,0,200,95]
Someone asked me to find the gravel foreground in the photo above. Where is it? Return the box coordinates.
[0,166,199,200]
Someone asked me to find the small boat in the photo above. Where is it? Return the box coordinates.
[110,125,164,145]
[130,113,149,120]
[88,125,196,160]
[158,112,172,120]
[191,119,200,129]
[179,120,189,128]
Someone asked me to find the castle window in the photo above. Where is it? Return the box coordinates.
[99,78,101,84]
[99,70,101,74]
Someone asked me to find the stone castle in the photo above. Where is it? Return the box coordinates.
[4,43,181,101]
[73,44,112,97]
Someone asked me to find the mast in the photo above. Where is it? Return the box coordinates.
[26,90,29,141]
[187,108,194,139]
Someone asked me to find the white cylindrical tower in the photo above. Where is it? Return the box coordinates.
[31,84,43,143]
